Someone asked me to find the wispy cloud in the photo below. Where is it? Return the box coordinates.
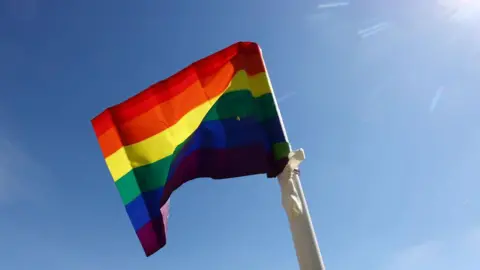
[0,135,49,205]
[357,22,390,38]
[387,241,444,270]
[306,2,349,23]
[317,2,349,9]
[386,228,480,270]
[276,92,297,104]
[429,86,444,113]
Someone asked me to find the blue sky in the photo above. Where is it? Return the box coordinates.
[1,0,480,269]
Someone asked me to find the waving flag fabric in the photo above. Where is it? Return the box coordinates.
[91,42,290,256]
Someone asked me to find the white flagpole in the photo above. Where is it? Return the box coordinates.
[259,49,326,270]
[277,149,325,270]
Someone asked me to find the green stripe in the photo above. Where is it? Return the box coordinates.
[115,146,181,205]
[115,90,285,206]
[204,90,278,122]
[273,142,290,160]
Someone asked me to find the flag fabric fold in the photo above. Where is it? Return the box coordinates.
[91,41,290,256]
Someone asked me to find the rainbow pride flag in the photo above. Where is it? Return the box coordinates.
[91,42,290,256]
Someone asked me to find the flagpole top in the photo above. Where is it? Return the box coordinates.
[286,149,305,171]
[291,148,305,161]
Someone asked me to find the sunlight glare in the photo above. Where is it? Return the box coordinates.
[439,0,480,23]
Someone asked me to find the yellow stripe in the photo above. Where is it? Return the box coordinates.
[227,71,270,97]
[105,71,271,181]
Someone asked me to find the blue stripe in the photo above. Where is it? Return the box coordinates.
[126,187,164,231]
[125,116,285,231]
[168,116,285,179]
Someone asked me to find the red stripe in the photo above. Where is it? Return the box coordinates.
[91,42,265,138]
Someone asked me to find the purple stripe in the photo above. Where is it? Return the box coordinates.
[136,214,167,256]
[136,199,170,257]
[136,146,287,256]
[159,144,287,207]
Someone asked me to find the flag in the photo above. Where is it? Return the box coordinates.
[91,42,290,256]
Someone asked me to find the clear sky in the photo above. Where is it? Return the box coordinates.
[1,0,480,269]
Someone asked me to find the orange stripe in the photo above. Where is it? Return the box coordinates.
[97,64,235,158]
[91,42,265,138]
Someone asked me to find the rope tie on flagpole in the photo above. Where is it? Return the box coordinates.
[278,149,306,218]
